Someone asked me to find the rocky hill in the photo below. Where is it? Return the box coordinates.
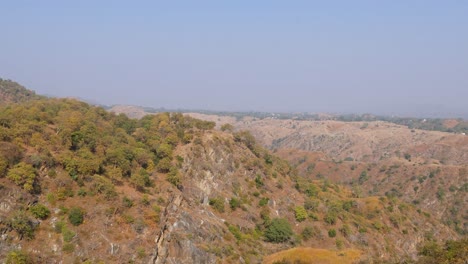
[188,113,468,237]
[0,83,464,263]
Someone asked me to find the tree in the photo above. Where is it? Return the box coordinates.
[7,162,37,192]
[264,218,293,243]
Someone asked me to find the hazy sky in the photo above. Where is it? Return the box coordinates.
[1,1,467,115]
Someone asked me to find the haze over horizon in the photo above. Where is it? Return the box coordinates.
[1,1,467,117]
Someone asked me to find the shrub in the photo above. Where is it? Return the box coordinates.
[7,162,37,192]
[328,229,337,238]
[29,204,50,220]
[255,175,264,188]
[264,218,293,243]
[131,168,151,189]
[305,184,319,197]
[324,212,337,225]
[62,227,76,242]
[301,226,317,241]
[304,198,319,211]
[229,197,241,210]
[6,250,29,264]
[77,188,87,197]
[209,197,225,213]
[9,211,36,240]
[228,224,242,241]
[220,123,234,132]
[336,238,344,249]
[294,206,307,222]
[339,224,351,237]
[358,170,368,184]
[259,197,269,207]
[166,166,181,187]
[68,207,84,226]
[122,196,134,208]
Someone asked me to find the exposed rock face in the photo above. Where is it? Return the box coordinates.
[150,195,218,264]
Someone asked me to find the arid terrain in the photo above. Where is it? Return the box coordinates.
[0,81,466,263]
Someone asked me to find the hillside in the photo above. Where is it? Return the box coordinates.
[0,84,461,263]
[0,79,42,105]
[187,113,468,237]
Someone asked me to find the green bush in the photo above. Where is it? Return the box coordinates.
[339,224,351,237]
[229,197,241,210]
[304,198,319,211]
[29,204,50,220]
[259,197,269,207]
[6,250,29,264]
[68,207,84,226]
[209,197,225,213]
[301,226,317,241]
[328,228,337,237]
[7,162,37,192]
[324,212,337,225]
[9,211,36,240]
[122,196,134,208]
[294,206,307,222]
[62,227,76,242]
[264,218,293,243]
[166,166,181,186]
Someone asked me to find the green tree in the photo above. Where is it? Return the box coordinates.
[264,218,293,243]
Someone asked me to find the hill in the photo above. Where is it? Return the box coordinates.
[188,113,468,237]
[0,79,43,105]
[0,82,462,263]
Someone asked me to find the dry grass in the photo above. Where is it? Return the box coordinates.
[263,247,362,264]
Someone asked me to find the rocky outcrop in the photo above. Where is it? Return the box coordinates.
[150,195,217,264]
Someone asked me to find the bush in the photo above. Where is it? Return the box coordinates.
[166,166,181,187]
[328,229,337,237]
[304,198,319,211]
[29,204,50,220]
[6,250,29,264]
[264,218,293,243]
[7,162,37,192]
[301,226,317,241]
[9,211,36,240]
[294,206,307,222]
[324,212,337,225]
[229,197,241,210]
[68,207,84,226]
[209,197,225,213]
[220,123,234,132]
[339,224,351,237]
[259,197,269,207]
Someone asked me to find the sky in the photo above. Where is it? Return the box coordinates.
[1,1,467,116]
